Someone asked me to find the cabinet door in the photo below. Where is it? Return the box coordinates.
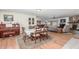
[28,18,31,25]
[28,18,35,25]
[32,18,34,24]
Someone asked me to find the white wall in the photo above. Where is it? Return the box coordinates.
[46,17,69,27]
[0,11,37,33]
[47,19,58,26]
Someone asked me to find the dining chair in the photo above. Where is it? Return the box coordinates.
[30,31,41,44]
[40,27,48,40]
[22,27,25,34]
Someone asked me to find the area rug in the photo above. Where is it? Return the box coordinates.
[16,35,52,49]
[62,38,79,49]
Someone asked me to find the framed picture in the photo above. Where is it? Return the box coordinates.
[4,15,13,22]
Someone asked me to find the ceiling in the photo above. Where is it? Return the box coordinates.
[0,9,79,19]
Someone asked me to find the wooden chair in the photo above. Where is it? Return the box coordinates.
[40,27,48,40]
[30,31,41,44]
[22,27,25,34]
[22,27,30,43]
[22,32,27,43]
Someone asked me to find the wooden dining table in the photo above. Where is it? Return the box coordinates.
[24,29,36,36]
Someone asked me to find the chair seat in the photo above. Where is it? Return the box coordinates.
[32,33,40,37]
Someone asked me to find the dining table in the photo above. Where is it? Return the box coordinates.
[24,29,36,36]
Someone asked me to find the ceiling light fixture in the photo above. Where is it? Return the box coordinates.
[36,9,41,11]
